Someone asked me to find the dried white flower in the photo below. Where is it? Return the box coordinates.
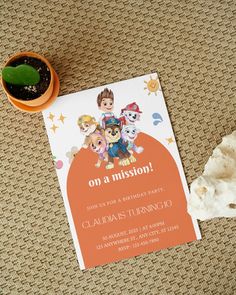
[188,131,236,220]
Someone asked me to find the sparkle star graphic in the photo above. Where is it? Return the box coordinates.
[58,113,66,124]
[50,124,58,133]
[48,112,55,121]
[166,137,174,144]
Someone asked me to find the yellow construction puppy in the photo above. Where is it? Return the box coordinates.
[77,115,100,148]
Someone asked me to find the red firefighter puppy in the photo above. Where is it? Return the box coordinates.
[120,102,142,125]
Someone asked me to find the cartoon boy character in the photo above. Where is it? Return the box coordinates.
[121,125,144,154]
[97,88,115,128]
[77,115,100,148]
[120,102,142,125]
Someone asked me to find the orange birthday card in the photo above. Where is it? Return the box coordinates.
[43,73,201,269]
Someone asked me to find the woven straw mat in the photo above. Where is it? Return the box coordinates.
[0,0,235,294]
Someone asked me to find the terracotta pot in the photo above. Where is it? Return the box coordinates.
[1,51,58,109]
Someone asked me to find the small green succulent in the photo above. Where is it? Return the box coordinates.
[2,64,40,86]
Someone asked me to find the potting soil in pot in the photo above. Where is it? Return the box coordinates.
[6,56,51,100]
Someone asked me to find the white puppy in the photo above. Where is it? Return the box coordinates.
[122,110,141,125]
[121,125,144,154]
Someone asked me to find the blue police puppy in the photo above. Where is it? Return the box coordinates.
[104,118,136,169]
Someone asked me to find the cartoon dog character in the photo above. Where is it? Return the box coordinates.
[104,118,136,169]
[87,130,108,168]
[121,125,144,154]
[77,115,100,148]
[120,102,142,125]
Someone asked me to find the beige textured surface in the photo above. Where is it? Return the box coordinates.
[0,0,235,294]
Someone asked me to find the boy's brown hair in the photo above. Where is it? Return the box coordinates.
[97,88,114,106]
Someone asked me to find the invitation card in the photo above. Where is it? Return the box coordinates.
[43,73,201,269]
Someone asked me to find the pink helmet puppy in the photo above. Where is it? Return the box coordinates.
[88,130,108,168]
